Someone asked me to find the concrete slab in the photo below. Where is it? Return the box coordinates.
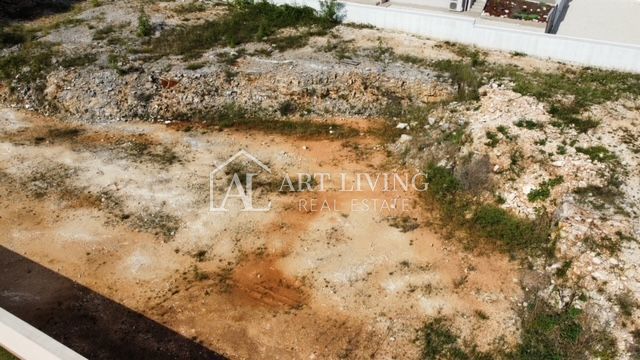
[556,0,640,45]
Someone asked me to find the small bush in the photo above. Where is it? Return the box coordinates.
[485,130,499,147]
[417,318,466,360]
[278,100,298,116]
[616,292,638,317]
[527,176,563,202]
[426,165,460,201]
[514,118,542,130]
[137,10,153,37]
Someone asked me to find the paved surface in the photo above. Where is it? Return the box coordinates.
[556,0,640,45]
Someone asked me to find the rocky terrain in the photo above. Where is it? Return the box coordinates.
[1,0,640,359]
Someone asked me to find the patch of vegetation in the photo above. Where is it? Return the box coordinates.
[192,265,210,281]
[193,249,208,262]
[574,182,626,218]
[387,216,420,232]
[148,0,341,58]
[515,299,618,360]
[527,176,563,202]
[93,24,116,40]
[472,205,551,254]
[0,346,17,360]
[23,162,75,199]
[425,165,551,255]
[417,317,467,359]
[397,49,640,128]
[119,140,180,166]
[137,10,153,37]
[185,61,207,70]
[575,145,617,163]
[132,208,181,241]
[173,2,207,14]
[514,118,542,130]
[555,260,572,278]
[485,130,499,147]
[278,100,298,116]
[59,52,97,68]
[431,58,481,101]
[616,291,638,318]
[0,41,56,90]
[173,104,359,139]
[216,49,246,65]
[0,24,35,48]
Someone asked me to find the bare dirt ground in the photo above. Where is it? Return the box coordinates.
[3,0,640,358]
[0,108,522,358]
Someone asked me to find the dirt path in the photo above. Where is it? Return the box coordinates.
[0,108,522,358]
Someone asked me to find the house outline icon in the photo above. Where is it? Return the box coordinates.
[209,150,272,212]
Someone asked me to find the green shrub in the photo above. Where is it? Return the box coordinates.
[426,165,460,201]
[514,118,541,130]
[527,176,563,202]
[137,10,153,37]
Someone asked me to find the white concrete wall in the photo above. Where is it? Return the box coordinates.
[275,0,640,73]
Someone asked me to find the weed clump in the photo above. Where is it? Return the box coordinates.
[527,176,563,202]
[137,10,153,37]
[516,300,618,360]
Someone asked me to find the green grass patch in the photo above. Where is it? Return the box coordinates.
[516,300,618,360]
[575,145,617,163]
[173,104,359,139]
[0,346,17,360]
[147,0,340,58]
[514,118,542,130]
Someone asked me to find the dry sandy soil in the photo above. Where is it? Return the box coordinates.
[0,108,522,358]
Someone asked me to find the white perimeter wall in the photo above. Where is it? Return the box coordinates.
[274,0,640,73]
